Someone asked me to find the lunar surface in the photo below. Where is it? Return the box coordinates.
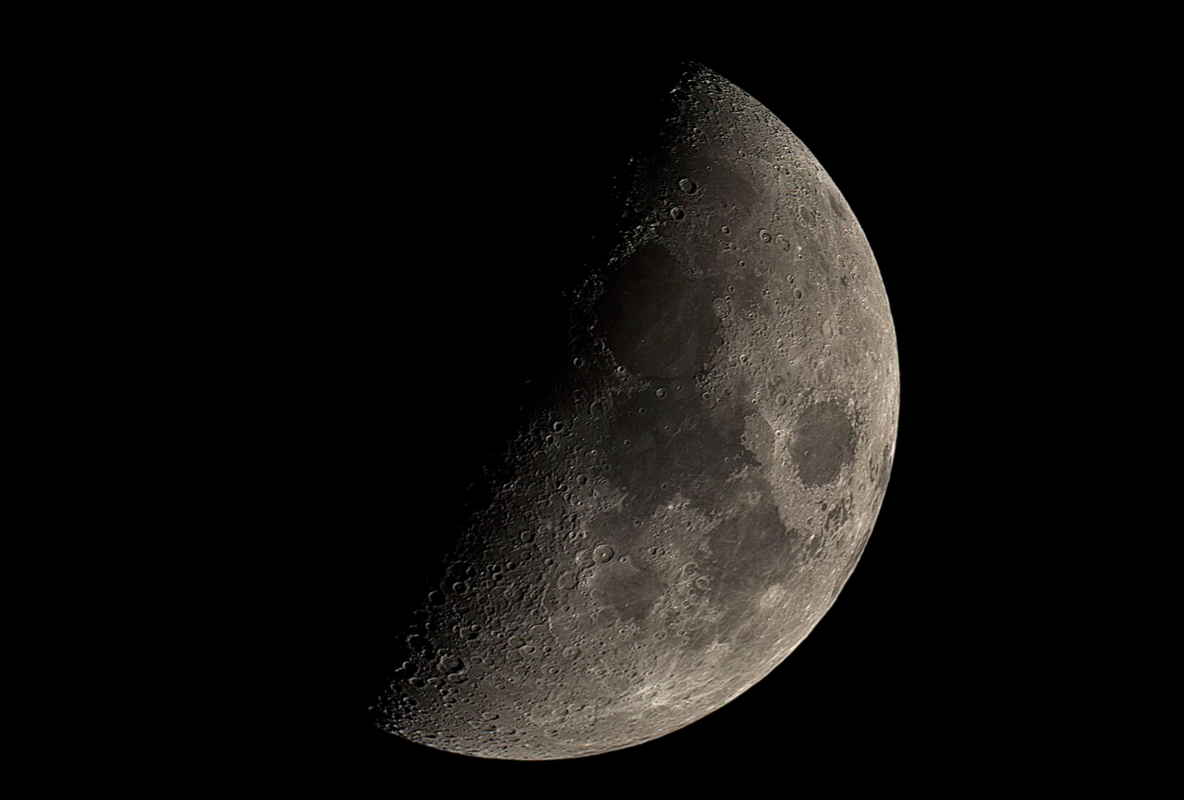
[375,63,899,759]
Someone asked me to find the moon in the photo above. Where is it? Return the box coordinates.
[374,62,899,760]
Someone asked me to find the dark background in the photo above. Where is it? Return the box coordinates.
[231,45,1061,783]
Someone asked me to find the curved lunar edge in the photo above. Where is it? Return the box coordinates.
[375,63,900,760]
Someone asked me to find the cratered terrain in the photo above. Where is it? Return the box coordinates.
[373,62,899,760]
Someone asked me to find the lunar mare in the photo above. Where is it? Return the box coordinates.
[376,63,899,759]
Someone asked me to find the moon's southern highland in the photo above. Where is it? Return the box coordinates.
[375,63,899,759]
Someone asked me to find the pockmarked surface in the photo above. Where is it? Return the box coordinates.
[376,63,900,759]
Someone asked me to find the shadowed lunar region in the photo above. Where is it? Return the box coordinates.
[375,62,900,759]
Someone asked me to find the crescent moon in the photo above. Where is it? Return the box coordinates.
[375,62,899,760]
